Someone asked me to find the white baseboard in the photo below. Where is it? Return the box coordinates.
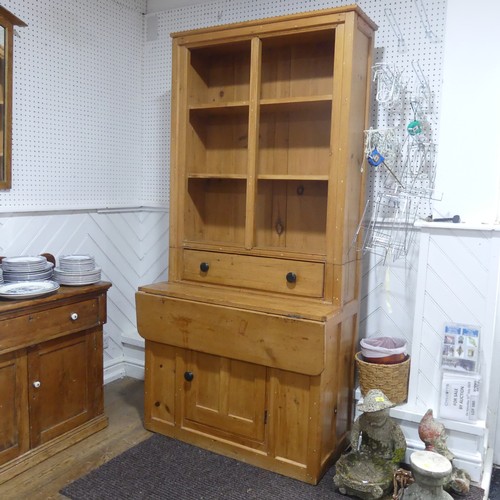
[104,357,127,385]
[103,334,145,384]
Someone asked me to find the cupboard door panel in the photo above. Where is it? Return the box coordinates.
[0,351,29,465]
[269,369,311,466]
[28,330,99,447]
[183,351,266,443]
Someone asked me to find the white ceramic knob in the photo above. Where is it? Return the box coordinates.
[70,312,79,321]
[33,381,41,388]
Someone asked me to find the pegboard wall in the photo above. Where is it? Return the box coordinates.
[144,0,447,212]
[0,0,146,212]
[0,0,446,212]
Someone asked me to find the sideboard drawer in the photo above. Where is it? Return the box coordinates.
[182,249,324,298]
[0,299,101,351]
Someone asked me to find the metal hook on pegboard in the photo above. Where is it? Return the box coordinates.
[384,8,405,49]
[413,0,439,42]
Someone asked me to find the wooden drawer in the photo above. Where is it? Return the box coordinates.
[136,292,325,375]
[0,299,101,353]
[182,249,324,298]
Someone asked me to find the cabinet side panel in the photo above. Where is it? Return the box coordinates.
[334,313,357,443]
[169,42,189,281]
[144,341,176,429]
[327,15,372,303]
[341,25,371,302]
[318,319,340,463]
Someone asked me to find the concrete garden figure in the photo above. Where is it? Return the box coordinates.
[333,389,407,499]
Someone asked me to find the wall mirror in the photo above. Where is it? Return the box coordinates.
[0,6,25,190]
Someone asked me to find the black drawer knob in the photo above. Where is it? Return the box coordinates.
[200,262,209,273]
[286,272,297,284]
[184,371,194,382]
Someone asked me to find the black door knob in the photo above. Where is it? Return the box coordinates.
[200,262,209,272]
[184,371,194,382]
[286,272,297,283]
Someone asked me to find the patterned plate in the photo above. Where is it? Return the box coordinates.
[0,280,60,300]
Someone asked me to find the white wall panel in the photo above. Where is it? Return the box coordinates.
[0,209,168,382]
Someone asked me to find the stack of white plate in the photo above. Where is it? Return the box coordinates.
[1,255,54,282]
[53,254,101,286]
[0,267,3,284]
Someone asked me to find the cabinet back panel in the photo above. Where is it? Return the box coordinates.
[256,180,327,254]
[188,43,251,105]
[185,179,246,244]
[187,113,248,176]
[258,108,331,176]
[261,31,335,99]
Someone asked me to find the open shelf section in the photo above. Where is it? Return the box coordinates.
[186,108,249,177]
[188,40,251,106]
[185,178,246,246]
[258,103,332,177]
[260,29,335,100]
[255,179,327,255]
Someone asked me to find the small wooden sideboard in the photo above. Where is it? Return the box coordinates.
[0,282,111,484]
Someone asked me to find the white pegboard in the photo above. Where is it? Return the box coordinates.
[0,0,446,212]
[143,0,446,211]
[0,0,146,212]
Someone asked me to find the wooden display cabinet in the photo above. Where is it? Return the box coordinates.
[136,5,376,484]
[0,282,111,484]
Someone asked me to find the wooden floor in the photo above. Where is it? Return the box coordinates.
[0,377,151,500]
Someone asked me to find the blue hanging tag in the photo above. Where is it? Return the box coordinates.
[367,148,385,167]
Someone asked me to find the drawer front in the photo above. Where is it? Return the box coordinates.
[136,292,325,375]
[182,250,324,298]
[0,299,101,352]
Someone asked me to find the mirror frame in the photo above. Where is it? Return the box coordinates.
[0,6,26,190]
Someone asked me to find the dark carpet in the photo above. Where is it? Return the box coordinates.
[61,434,486,500]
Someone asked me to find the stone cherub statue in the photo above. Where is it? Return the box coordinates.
[418,409,471,495]
[334,389,407,500]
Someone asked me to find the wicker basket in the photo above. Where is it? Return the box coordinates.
[355,351,410,404]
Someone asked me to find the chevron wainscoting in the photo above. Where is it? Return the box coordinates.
[0,208,169,383]
[388,223,500,484]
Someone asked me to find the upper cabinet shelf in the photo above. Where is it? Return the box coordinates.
[260,29,335,100]
[188,40,251,107]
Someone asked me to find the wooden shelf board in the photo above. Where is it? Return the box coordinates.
[257,174,329,181]
[189,101,249,114]
[260,95,332,112]
[187,173,247,180]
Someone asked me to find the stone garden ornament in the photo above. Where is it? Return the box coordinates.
[334,389,407,499]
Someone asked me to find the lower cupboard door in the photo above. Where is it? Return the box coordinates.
[182,351,267,446]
